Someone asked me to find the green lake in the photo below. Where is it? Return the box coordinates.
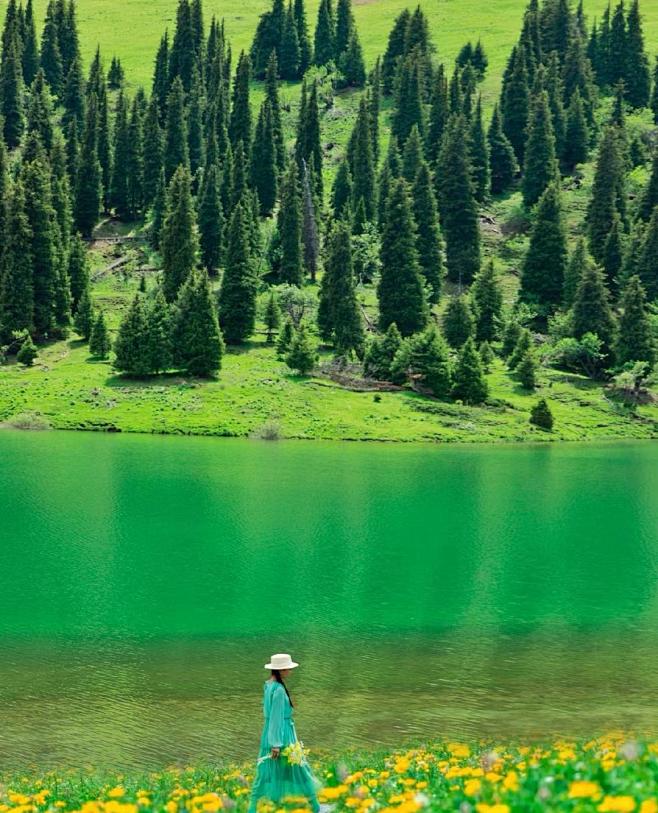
[2,431,658,769]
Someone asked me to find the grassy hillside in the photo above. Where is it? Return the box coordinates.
[3,0,657,99]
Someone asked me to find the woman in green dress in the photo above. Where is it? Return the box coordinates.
[247,653,322,813]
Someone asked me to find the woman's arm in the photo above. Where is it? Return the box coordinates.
[267,686,286,752]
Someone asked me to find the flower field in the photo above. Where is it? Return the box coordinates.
[3,733,658,813]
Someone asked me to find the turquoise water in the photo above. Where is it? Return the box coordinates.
[1,431,658,768]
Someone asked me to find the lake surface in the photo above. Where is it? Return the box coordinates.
[2,431,658,769]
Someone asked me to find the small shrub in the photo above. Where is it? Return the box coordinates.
[530,398,554,430]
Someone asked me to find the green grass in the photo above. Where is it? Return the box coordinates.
[5,0,658,101]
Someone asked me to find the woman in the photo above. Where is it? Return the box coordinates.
[247,653,322,813]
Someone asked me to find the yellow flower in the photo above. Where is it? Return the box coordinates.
[484,772,502,783]
[597,797,636,812]
[475,805,510,813]
[107,788,125,799]
[394,758,410,774]
[502,771,519,792]
[464,779,481,797]
[318,786,348,801]
[447,744,470,758]
[569,781,603,800]
[415,782,427,790]
[640,802,658,813]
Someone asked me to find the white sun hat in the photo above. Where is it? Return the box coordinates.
[264,653,299,669]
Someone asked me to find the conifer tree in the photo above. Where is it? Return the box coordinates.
[277,161,304,285]
[479,340,494,372]
[520,182,567,314]
[411,161,444,303]
[530,397,554,430]
[294,79,322,201]
[219,203,258,344]
[587,125,626,264]
[89,309,110,358]
[363,322,403,381]
[276,315,295,357]
[114,294,151,376]
[392,325,452,397]
[301,161,319,281]
[313,0,335,66]
[279,3,300,79]
[427,64,448,163]
[317,220,364,356]
[636,206,658,301]
[350,96,376,221]
[335,0,353,57]
[110,91,130,217]
[331,159,352,218]
[602,213,624,293]
[638,148,658,223]
[502,46,530,163]
[452,336,488,404]
[74,286,92,339]
[401,124,424,183]
[443,295,475,349]
[63,54,86,131]
[381,8,410,94]
[391,51,426,145]
[501,317,522,359]
[377,177,428,336]
[615,275,655,367]
[40,1,64,96]
[562,88,589,172]
[436,114,481,286]
[522,90,558,209]
[608,1,626,88]
[563,237,589,307]
[27,70,55,152]
[251,99,278,216]
[198,164,225,273]
[152,32,170,117]
[67,232,89,312]
[651,57,658,124]
[487,103,518,195]
[16,334,38,365]
[150,170,167,251]
[173,268,224,376]
[294,0,312,73]
[164,77,189,182]
[0,37,25,147]
[22,0,39,85]
[471,260,503,342]
[516,348,538,389]
[285,320,317,373]
[161,165,200,301]
[508,327,532,370]
[263,290,281,342]
[145,287,172,374]
[187,69,205,178]
[0,181,34,341]
[265,52,286,170]
[469,95,490,203]
[623,0,650,108]
[572,261,616,356]
[339,30,366,88]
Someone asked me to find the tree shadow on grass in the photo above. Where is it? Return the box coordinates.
[103,371,218,388]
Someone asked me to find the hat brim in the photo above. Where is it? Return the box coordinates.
[264,662,299,669]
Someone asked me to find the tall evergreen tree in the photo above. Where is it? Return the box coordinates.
[427,63,448,163]
[277,160,304,285]
[161,165,199,301]
[615,275,655,366]
[411,160,444,303]
[562,88,589,171]
[470,95,490,203]
[377,177,428,336]
[436,114,481,285]
[143,96,164,207]
[0,181,34,341]
[520,182,567,313]
[339,30,366,88]
[313,0,335,66]
[0,37,24,147]
[113,293,151,376]
[587,125,626,263]
[173,268,225,376]
[522,89,558,208]
[488,103,518,195]
[381,8,410,94]
[197,164,225,273]
[294,0,312,73]
[502,46,530,163]
[331,159,352,218]
[251,99,278,216]
[391,51,426,145]
[636,206,658,301]
[89,309,111,358]
[452,336,488,404]
[318,219,364,356]
[638,148,658,223]
[265,51,286,170]
[349,96,376,221]
[40,0,64,96]
[279,3,300,79]
[563,236,589,307]
[218,203,257,343]
[21,0,39,85]
[471,260,503,342]
[229,51,252,154]
[145,288,173,374]
[623,0,650,108]
[571,260,615,355]
[443,295,475,348]
[110,91,130,217]
[74,95,102,238]
[164,76,189,182]
[294,79,322,200]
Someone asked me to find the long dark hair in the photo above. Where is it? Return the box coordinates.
[271,669,294,707]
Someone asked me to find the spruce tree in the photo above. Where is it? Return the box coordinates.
[197,164,225,273]
[331,159,352,218]
[471,260,503,342]
[313,0,335,66]
[150,170,167,250]
[427,64,448,163]
[502,46,530,163]
[624,0,650,108]
[339,30,366,88]
[67,232,89,312]
[40,1,64,96]
[27,70,55,152]
[265,52,285,170]
[0,37,25,147]
[563,237,589,307]
[443,295,475,348]
[349,96,376,221]
[74,286,92,339]
[587,126,626,264]
[145,288,173,374]
[173,268,224,376]
[571,261,616,355]
[22,0,39,85]
[508,327,532,370]
[401,124,424,183]
[279,3,300,79]
[638,148,658,223]
[436,114,481,286]
[294,0,312,73]
[276,315,295,357]
[452,336,488,404]
[89,309,110,358]
[63,54,86,131]
[392,325,452,397]
[110,91,130,217]
[411,161,444,304]
[161,165,200,301]
[562,88,589,172]
[113,294,151,376]
[377,177,428,336]
[516,347,538,389]
[16,334,38,365]
[187,69,205,178]
[251,99,278,216]
[602,213,624,293]
[335,0,353,57]
[502,317,522,359]
[608,1,626,90]
[317,220,364,356]
[651,57,658,124]
[488,103,518,195]
[522,89,558,209]
[520,182,567,314]
[0,181,34,341]
[263,290,281,342]
[470,95,490,203]
[218,203,257,344]
[294,79,322,201]
[363,322,403,381]
[163,78,189,184]
[391,51,426,145]
[277,161,304,285]
[381,8,410,94]
[615,275,655,367]
[636,206,658,301]
[479,340,494,372]
[530,397,554,430]
[301,161,319,281]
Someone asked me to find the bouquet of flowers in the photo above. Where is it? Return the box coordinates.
[257,740,309,766]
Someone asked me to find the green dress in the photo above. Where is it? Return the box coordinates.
[247,680,322,813]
